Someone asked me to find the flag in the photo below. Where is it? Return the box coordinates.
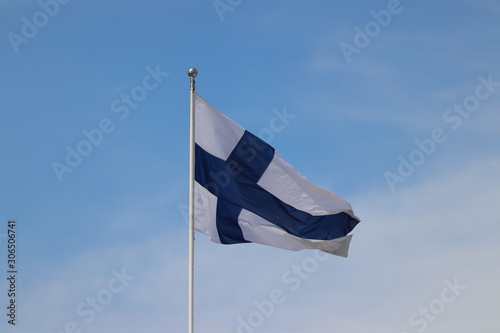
[193,93,360,257]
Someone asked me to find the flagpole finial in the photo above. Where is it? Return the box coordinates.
[187,67,198,77]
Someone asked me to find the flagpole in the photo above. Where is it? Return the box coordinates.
[187,67,198,333]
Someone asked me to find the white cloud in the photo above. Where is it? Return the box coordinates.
[185,154,500,333]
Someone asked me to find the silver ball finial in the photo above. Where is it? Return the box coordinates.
[187,67,198,77]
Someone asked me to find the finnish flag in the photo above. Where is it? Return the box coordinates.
[194,93,360,257]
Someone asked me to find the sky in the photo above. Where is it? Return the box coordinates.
[0,0,499,332]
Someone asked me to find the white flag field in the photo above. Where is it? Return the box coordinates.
[193,93,360,257]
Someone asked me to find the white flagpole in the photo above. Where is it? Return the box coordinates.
[187,67,198,333]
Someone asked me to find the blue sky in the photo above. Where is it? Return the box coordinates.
[0,0,499,332]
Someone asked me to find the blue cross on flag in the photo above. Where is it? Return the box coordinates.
[194,93,360,257]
